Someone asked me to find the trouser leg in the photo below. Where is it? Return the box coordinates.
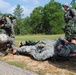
[32,46,54,60]
[13,46,36,53]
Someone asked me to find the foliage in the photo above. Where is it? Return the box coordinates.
[72,3,76,8]
[14,19,23,35]
[0,12,3,15]
[13,4,24,20]
[30,6,44,34]
[70,0,76,8]
[13,4,24,35]
[42,0,64,34]
[70,0,76,6]
[22,17,32,34]
[1,1,66,35]
[13,1,65,35]
[29,0,64,34]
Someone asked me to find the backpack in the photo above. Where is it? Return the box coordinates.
[71,8,76,16]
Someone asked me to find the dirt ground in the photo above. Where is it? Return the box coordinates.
[0,53,76,75]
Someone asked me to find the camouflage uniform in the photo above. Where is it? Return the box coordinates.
[0,16,15,46]
[58,43,76,57]
[13,40,56,60]
[3,17,15,37]
[13,38,76,61]
[0,34,15,56]
[0,15,15,56]
[62,4,76,41]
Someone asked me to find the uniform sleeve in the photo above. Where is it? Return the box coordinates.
[32,46,54,60]
[70,9,76,20]
[4,17,12,28]
[64,11,72,23]
[71,9,76,16]
[58,45,70,57]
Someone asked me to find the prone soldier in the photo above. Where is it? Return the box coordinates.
[12,35,76,61]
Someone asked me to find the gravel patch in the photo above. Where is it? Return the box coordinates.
[0,61,39,75]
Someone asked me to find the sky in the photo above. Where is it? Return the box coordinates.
[0,0,72,17]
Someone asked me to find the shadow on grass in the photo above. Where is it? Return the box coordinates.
[48,58,76,74]
[15,52,76,74]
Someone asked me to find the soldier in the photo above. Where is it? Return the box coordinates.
[12,35,76,61]
[62,3,76,41]
[0,34,15,56]
[0,15,15,47]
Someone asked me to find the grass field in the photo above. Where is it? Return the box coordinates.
[1,34,76,75]
[15,34,64,45]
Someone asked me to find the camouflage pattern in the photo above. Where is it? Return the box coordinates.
[13,36,76,60]
[0,16,15,46]
[0,43,8,56]
[58,43,76,57]
[3,17,15,37]
[62,8,76,41]
[0,15,15,56]
[0,34,14,56]
[13,38,75,60]
[13,40,56,60]
[0,29,6,34]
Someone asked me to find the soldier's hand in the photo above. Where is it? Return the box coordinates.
[63,39,69,44]
[69,53,76,57]
[57,44,63,52]
[0,24,4,27]
[12,49,17,55]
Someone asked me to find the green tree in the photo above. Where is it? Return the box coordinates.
[30,6,44,34]
[20,17,31,35]
[14,0,65,35]
[13,4,24,20]
[70,0,76,8]
[0,12,3,15]
[72,3,76,8]
[43,0,64,34]
[13,4,24,35]
[70,0,76,5]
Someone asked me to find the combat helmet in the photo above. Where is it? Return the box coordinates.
[62,3,70,7]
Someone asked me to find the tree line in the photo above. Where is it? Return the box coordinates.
[0,0,75,35]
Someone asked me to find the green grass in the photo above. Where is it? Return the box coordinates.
[1,34,76,75]
[15,34,64,44]
[7,61,27,68]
